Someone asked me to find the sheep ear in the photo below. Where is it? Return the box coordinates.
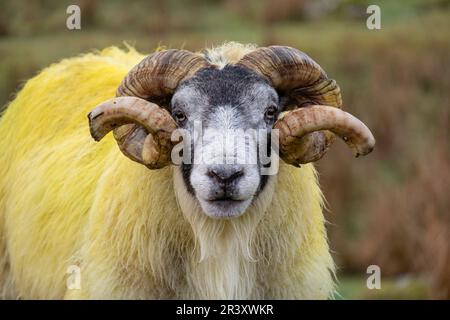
[88,97,177,169]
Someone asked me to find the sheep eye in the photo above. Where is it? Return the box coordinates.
[174,110,186,123]
[264,106,277,120]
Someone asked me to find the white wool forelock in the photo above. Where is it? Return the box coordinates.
[202,42,257,69]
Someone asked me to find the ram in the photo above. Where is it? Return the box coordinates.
[0,43,374,299]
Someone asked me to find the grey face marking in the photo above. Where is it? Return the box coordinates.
[171,65,279,218]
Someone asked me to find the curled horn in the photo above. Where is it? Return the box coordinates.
[237,46,374,166]
[88,50,210,168]
[88,97,177,169]
[275,105,375,166]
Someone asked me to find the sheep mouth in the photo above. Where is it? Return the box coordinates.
[200,197,252,218]
[208,197,244,203]
[206,198,246,210]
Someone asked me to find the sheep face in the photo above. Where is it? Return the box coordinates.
[171,66,279,218]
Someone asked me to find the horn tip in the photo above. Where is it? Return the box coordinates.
[87,112,104,141]
[354,144,375,158]
[89,129,103,142]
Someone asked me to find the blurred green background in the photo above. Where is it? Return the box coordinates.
[0,0,449,299]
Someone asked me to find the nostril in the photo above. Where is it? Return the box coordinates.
[207,167,244,184]
[229,169,244,181]
[207,169,222,181]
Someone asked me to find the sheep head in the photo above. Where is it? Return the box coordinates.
[88,46,375,218]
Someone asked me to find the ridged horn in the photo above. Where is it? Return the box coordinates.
[117,49,210,101]
[88,97,177,169]
[274,105,375,166]
[237,46,374,164]
[88,50,210,168]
